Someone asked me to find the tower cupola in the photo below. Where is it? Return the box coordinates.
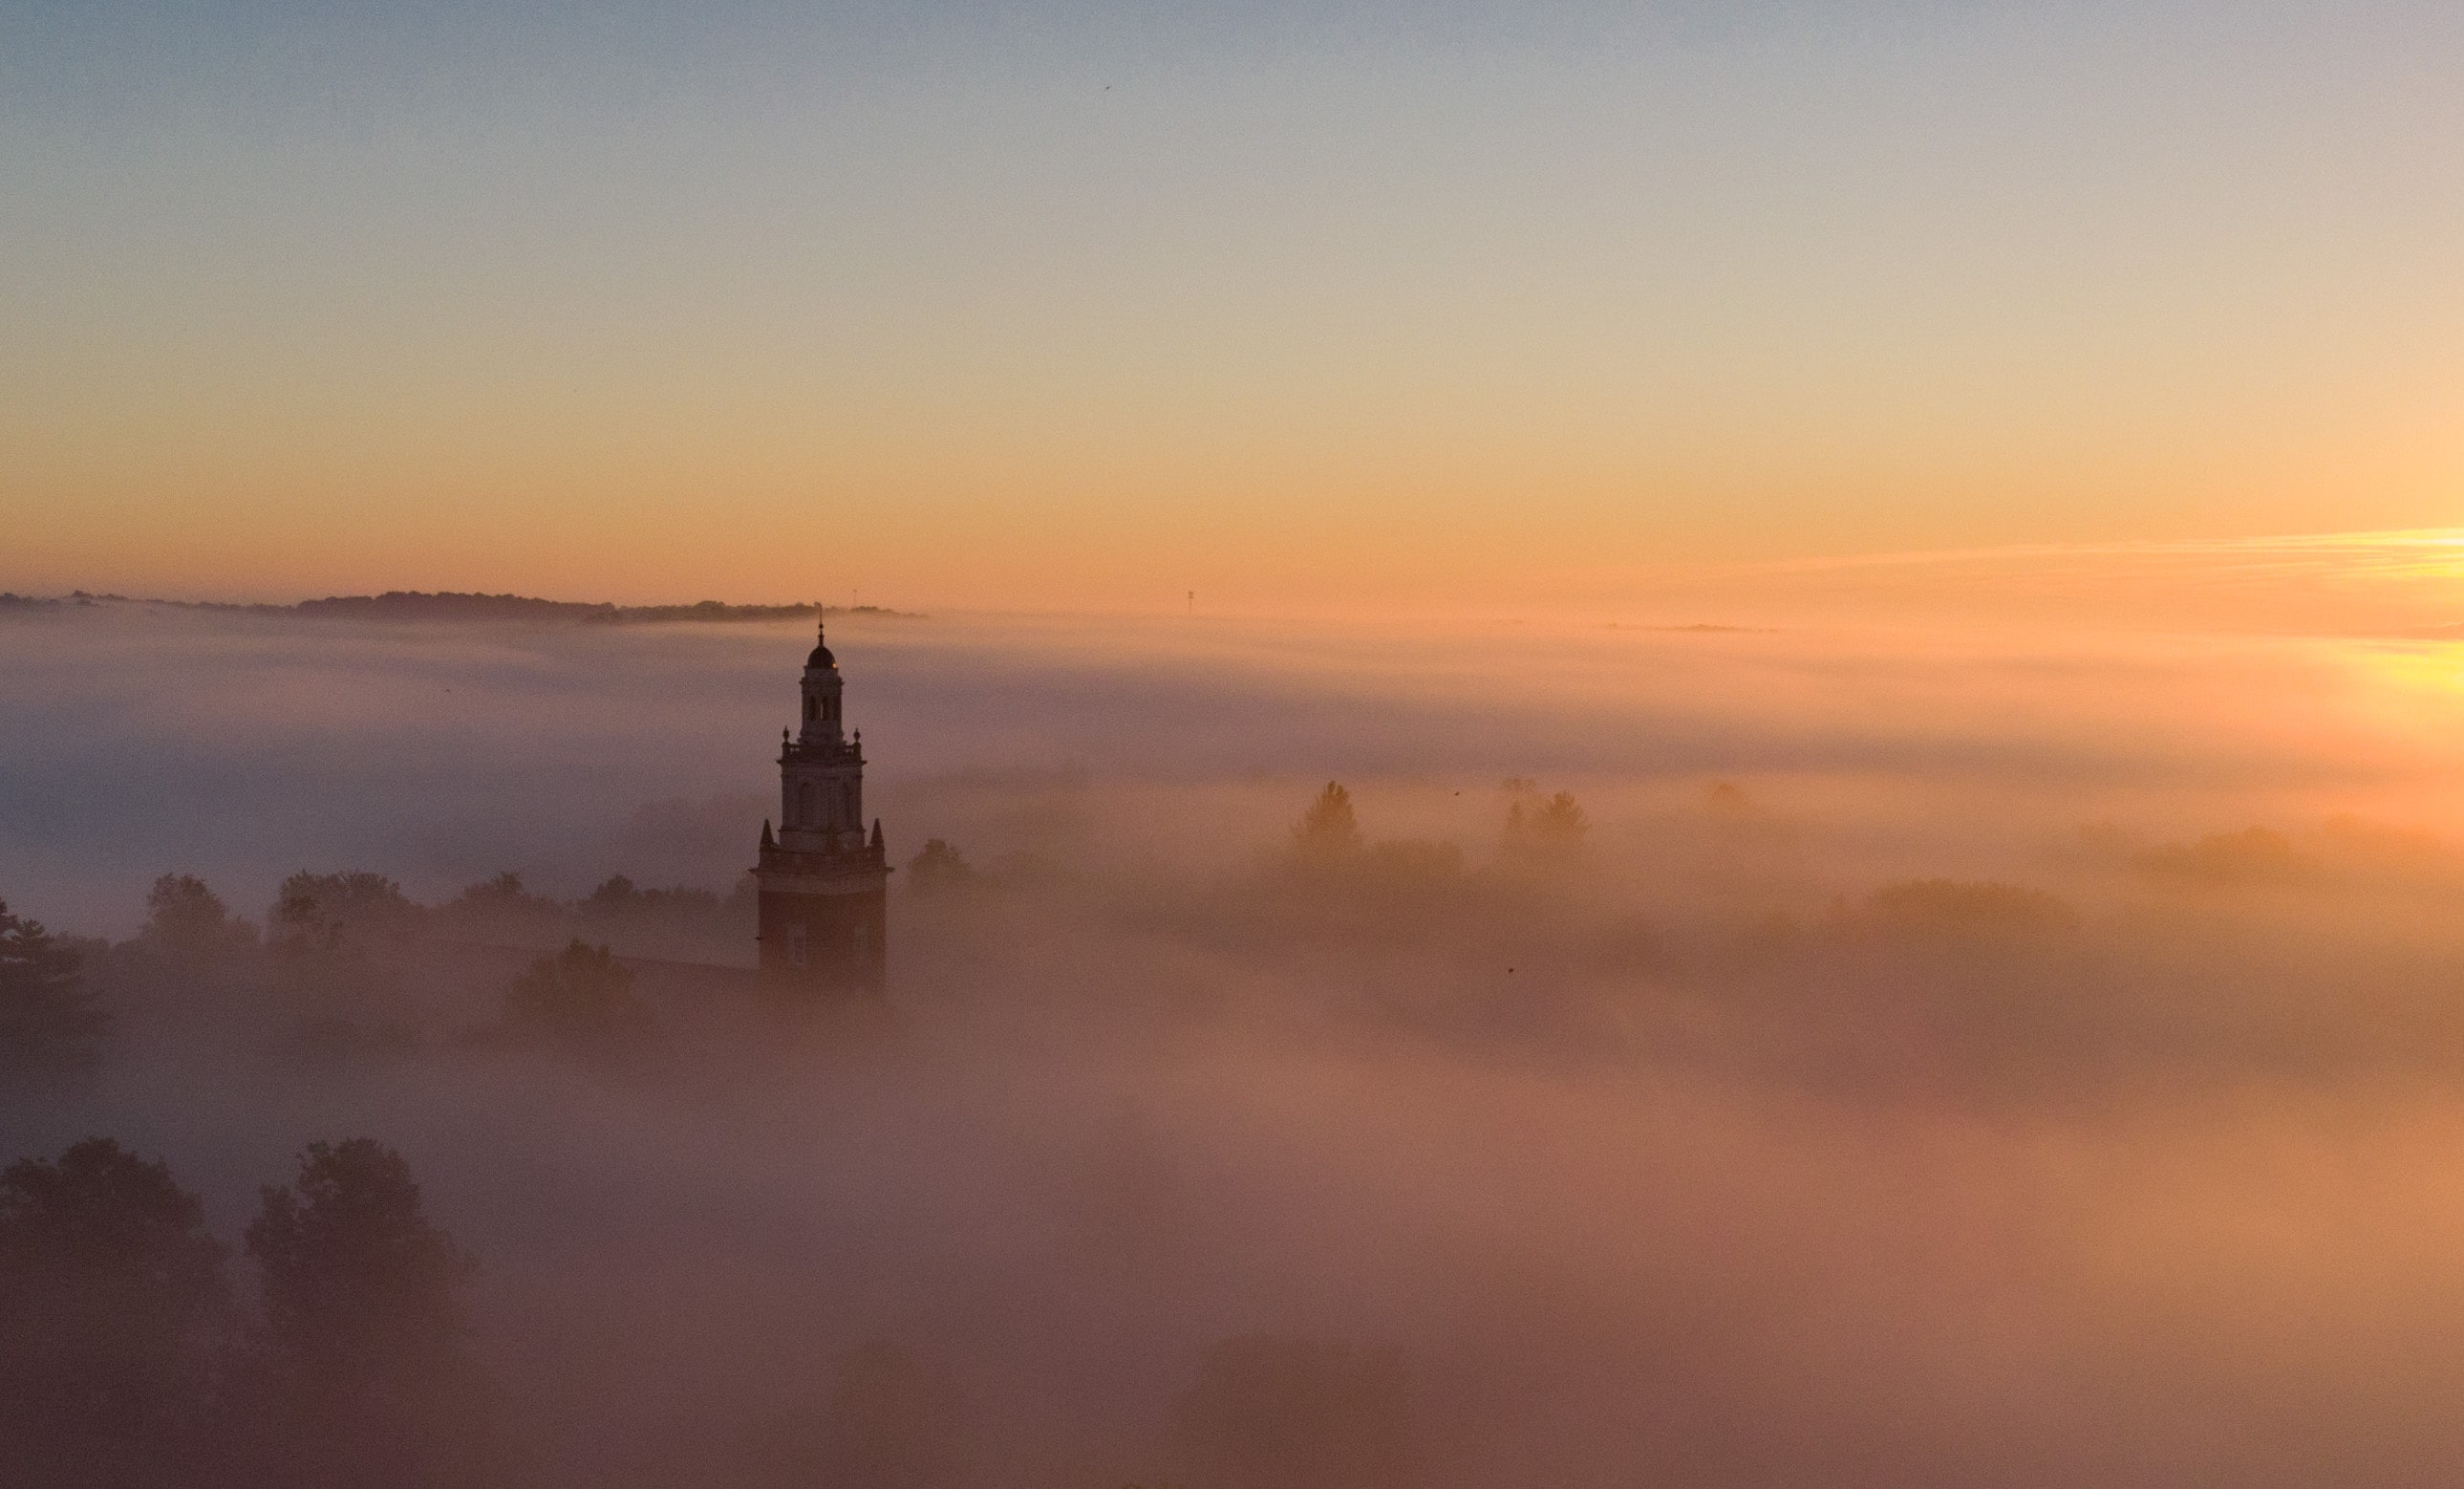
[799,615,846,745]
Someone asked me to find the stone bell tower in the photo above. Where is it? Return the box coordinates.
[752,615,889,994]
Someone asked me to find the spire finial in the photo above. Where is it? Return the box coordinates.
[816,604,825,644]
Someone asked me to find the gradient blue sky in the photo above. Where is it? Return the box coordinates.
[5,1,2461,610]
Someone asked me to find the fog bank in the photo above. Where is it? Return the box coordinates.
[10,599,2464,1484]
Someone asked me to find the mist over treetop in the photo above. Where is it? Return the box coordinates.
[4,600,2460,938]
[14,589,2464,1483]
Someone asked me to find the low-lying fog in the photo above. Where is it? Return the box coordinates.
[10,596,2464,1486]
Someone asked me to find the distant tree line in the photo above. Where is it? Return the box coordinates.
[1287,779,1590,879]
[0,868,739,1077]
[3,592,929,624]
[899,779,1596,916]
[131,865,758,963]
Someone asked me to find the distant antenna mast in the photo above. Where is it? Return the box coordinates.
[1188,590,1194,617]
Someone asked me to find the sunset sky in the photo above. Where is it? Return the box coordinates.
[7,0,2461,612]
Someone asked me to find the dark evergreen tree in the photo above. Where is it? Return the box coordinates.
[1290,782,1363,863]
[0,898,109,1068]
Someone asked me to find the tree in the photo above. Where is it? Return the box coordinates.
[0,898,109,1069]
[268,872,419,954]
[139,874,257,959]
[497,939,655,1049]
[434,872,564,943]
[577,874,641,919]
[265,874,419,1016]
[235,1140,489,1488]
[905,839,980,898]
[1499,788,1588,869]
[571,876,737,960]
[1176,1335,1420,1489]
[0,1138,230,1488]
[1291,783,1363,863]
[1532,790,1588,845]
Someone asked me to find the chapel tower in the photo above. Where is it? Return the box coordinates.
[752,616,889,994]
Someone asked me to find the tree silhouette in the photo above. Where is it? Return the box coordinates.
[905,839,981,897]
[435,871,565,943]
[1532,790,1588,844]
[577,873,642,917]
[263,874,420,1016]
[0,1139,230,1489]
[268,872,420,954]
[570,875,737,960]
[0,897,109,1069]
[234,1139,490,1489]
[1500,788,1588,869]
[497,939,656,1050]
[139,874,258,961]
[1291,783,1363,863]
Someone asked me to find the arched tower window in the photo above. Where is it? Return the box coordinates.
[798,782,816,824]
[804,696,816,721]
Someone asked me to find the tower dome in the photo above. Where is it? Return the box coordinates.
[804,614,836,670]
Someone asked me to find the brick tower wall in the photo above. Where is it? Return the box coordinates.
[756,882,888,995]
